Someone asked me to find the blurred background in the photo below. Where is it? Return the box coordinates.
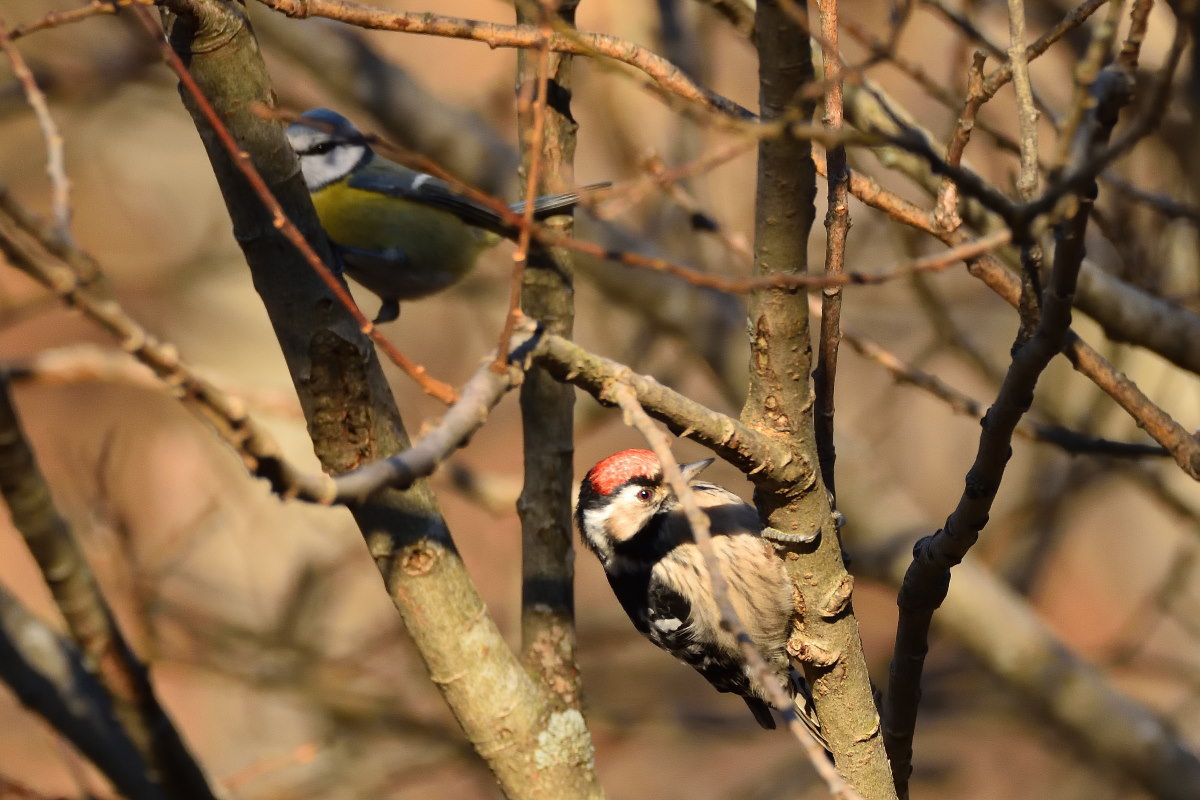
[1,0,1199,797]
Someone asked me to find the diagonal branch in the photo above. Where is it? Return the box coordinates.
[813,152,1200,479]
[254,0,754,119]
[0,374,217,800]
[0,583,163,800]
[883,64,1133,798]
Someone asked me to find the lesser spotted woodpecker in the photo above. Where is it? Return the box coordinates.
[576,449,824,740]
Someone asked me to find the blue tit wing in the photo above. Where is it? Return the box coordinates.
[347,161,508,235]
[351,164,608,239]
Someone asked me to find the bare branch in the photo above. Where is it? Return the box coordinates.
[0,583,163,800]
[745,2,894,796]
[0,22,71,245]
[134,8,458,404]
[513,0,585,712]
[333,331,532,505]
[254,0,754,119]
[884,61,1133,797]
[0,201,337,503]
[0,374,217,800]
[814,0,849,500]
[813,152,1200,479]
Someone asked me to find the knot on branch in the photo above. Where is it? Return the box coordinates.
[818,574,854,620]
[787,637,841,668]
[163,0,249,55]
[400,543,439,577]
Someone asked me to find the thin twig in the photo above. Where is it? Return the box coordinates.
[545,225,1011,293]
[255,0,754,119]
[1050,0,1123,174]
[0,209,337,503]
[814,0,848,500]
[1007,0,1038,202]
[813,151,1200,479]
[494,9,551,373]
[1006,0,1045,345]
[9,0,153,39]
[936,50,986,231]
[0,20,71,245]
[978,0,1110,104]
[1116,0,1155,72]
[814,296,1167,459]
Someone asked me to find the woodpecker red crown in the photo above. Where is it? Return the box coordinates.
[585,449,661,495]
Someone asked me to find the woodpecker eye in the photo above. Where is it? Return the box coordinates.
[635,488,653,503]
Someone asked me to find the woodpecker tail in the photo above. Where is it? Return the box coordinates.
[507,182,610,222]
[741,675,829,751]
[791,676,830,752]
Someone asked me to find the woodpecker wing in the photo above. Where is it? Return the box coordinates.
[607,567,763,703]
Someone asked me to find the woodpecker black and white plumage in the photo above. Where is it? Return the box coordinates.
[576,449,824,739]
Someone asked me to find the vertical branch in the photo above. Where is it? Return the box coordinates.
[814,0,850,500]
[1007,0,1045,344]
[1050,0,1123,173]
[515,0,587,713]
[1007,0,1039,202]
[497,0,552,371]
[154,1,603,796]
[0,375,216,800]
[745,3,896,797]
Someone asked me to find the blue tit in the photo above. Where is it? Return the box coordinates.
[286,108,607,323]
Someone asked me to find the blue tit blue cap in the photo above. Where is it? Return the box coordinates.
[289,108,366,144]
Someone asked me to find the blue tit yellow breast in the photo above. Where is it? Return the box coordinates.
[309,178,494,301]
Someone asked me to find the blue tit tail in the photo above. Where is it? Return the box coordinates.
[503,182,610,237]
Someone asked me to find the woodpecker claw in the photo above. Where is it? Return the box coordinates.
[762,525,820,545]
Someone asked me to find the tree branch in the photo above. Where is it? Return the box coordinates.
[744,3,895,797]
[884,65,1132,798]
[0,582,163,800]
[152,0,603,795]
[514,0,586,713]
[0,374,216,800]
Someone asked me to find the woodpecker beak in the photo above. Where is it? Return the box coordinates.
[679,457,715,482]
